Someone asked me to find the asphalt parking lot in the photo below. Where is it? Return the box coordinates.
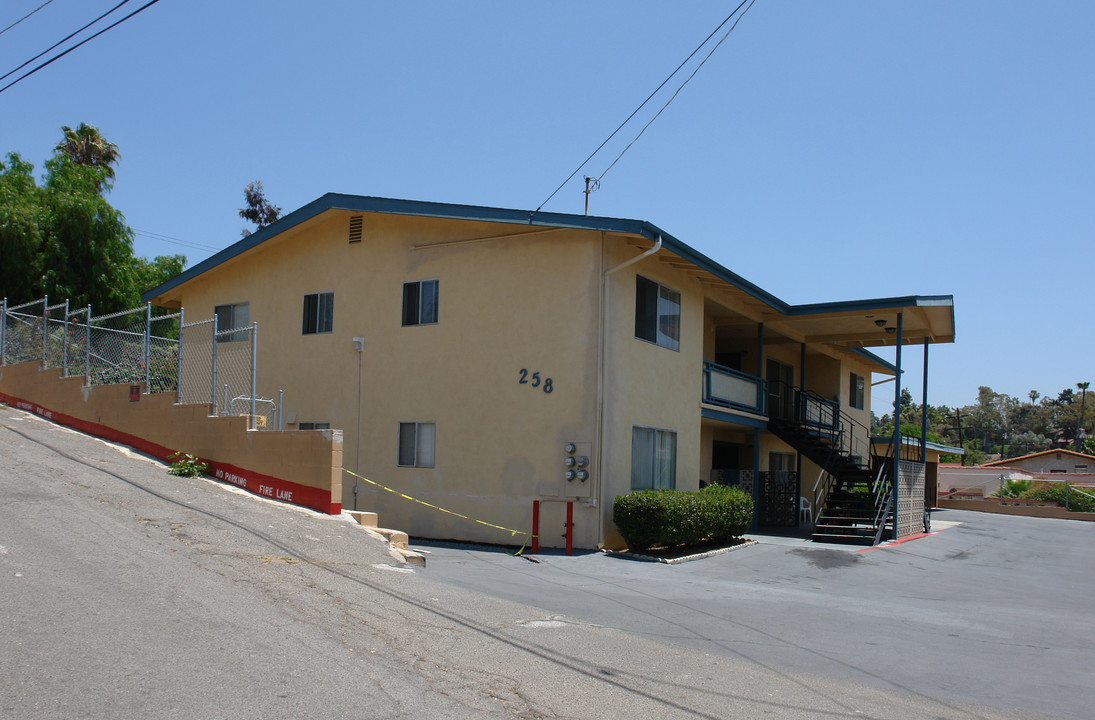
[414,509,1095,720]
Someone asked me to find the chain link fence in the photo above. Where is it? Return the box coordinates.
[2,297,280,430]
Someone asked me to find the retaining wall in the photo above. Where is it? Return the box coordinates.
[937,497,1094,522]
[0,361,342,514]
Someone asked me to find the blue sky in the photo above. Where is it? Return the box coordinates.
[2,1,1092,415]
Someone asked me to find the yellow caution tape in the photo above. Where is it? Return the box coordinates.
[342,468,534,553]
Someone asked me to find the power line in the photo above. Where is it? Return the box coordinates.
[534,0,754,214]
[595,0,757,184]
[0,0,131,84]
[133,228,220,253]
[0,0,162,95]
[0,0,56,38]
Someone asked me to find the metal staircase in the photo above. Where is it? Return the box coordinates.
[767,381,894,545]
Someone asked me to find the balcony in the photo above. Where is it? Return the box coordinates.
[702,361,767,416]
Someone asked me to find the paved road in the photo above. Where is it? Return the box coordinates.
[1,401,1085,719]
[417,508,1095,719]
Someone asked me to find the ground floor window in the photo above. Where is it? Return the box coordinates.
[631,426,676,490]
[398,422,436,467]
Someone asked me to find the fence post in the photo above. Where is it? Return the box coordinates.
[84,304,92,386]
[250,322,258,430]
[1066,481,1070,511]
[143,302,151,393]
[62,299,70,377]
[41,295,48,369]
[176,307,185,403]
[210,313,218,413]
[1,297,6,366]
[277,389,283,430]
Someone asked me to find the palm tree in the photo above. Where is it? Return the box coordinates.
[1077,382,1090,449]
[54,123,120,183]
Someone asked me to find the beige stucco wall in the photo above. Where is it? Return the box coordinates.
[160,212,604,548]
[0,362,342,511]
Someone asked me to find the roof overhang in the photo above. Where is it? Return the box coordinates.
[142,195,955,354]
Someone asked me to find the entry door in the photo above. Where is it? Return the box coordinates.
[766,359,795,420]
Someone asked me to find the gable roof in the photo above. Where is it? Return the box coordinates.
[142,194,955,358]
[981,448,1093,467]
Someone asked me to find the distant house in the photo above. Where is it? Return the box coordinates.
[143,194,956,548]
[980,449,1095,480]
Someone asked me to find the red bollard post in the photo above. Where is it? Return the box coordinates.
[531,500,539,554]
[566,501,573,556]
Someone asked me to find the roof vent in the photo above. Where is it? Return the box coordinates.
[348,215,363,243]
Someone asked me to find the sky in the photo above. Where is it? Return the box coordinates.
[1,1,1092,416]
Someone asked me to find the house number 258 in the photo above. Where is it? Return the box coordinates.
[518,369,553,394]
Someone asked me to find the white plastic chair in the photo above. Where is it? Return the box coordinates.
[799,496,813,525]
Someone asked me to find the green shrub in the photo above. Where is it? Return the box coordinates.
[613,486,753,551]
[995,479,1034,498]
[1020,482,1095,513]
[168,451,208,477]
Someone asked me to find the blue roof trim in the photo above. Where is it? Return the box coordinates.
[701,407,769,429]
[141,194,953,329]
[852,347,898,373]
[872,436,965,456]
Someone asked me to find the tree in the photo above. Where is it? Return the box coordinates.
[1,126,181,314]
[1028,390,1040,405]
[54,123,120,188]
[0,153,46,303]
[239,180,281,236]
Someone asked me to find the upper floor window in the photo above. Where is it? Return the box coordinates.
[635,275,680,351]
[214,302,249,342]
[298,421,330,430]
[849,372,865,410]
[402,279,439,326]
[303,292,334,334]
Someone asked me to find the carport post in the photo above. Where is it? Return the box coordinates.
[891,312,903,541]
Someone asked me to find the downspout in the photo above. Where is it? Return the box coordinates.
[596,234,662,546]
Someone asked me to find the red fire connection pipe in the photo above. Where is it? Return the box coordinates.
[566,501,573,556]
[531,500,540,554]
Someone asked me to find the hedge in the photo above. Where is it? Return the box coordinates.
[1020,482,1095,513]
[613,485,753,551]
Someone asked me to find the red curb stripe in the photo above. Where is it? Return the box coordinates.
[0,391,340,516]
[856,530,941,552]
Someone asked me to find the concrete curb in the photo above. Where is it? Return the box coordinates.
[345,511,425,566]
[606,538,758,564]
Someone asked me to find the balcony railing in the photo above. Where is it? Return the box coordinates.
[702,361,767,416]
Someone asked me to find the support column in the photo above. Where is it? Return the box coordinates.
[891,312,903,540]
[753,323,764,530]
[921,340,929,463]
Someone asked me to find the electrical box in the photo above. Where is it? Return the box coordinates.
[562,442,593,499]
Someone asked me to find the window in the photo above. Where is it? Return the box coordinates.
[302,292,334,334]
[398,422,435,467]
[631,426,676,491]
[298,422,330,430]
[214,302,249,342]
[849,372,865,410]
[402,279,439,326]
[634,275,680,351]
